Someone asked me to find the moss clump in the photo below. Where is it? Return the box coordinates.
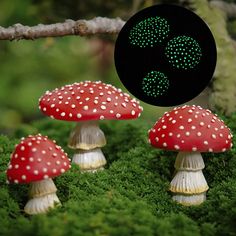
[0,115,235,236]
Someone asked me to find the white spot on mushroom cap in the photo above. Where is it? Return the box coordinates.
[212,134,216,139]
[174,145,180,150]
[44,175,49,179]
[21,175,26,180]
[83,105,89,110]
[185,132,190,136]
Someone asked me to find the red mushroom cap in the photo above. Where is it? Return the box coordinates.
[39,81,143,121]
[148,105,233,153]
[7,134,71,184]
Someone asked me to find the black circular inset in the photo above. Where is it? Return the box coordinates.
[114,4,217,106]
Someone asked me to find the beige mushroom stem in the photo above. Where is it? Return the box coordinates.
[24,178,61,215]
[68,120,107,172]
[170,152,209,206]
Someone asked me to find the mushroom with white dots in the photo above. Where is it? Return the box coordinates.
[148,105,233,206]
[6,134,71,215]
[39,81,143,172]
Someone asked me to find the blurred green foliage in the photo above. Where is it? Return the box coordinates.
[0,114,235,235]
[0,0,235,129]
[0,0,166,133]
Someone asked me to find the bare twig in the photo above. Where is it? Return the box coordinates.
[0,17,125,41]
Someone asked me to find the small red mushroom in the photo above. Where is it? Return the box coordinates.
[39,81,143,172]
[6,134,71,215]
[148,105,233,205]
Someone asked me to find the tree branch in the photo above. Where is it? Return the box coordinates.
[0,17,125,41]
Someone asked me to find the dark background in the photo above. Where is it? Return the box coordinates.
[115,4,217,106]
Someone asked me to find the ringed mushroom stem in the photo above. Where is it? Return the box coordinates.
[170,152,209,206]
[24,178,61,215]
[72,148,106,172]
[68,121,107,171]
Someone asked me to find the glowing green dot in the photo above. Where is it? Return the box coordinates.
[129,16,170,48]
[165,35,202,70]
[142,70,169,97]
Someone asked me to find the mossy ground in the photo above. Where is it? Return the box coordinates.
[0,115,236,236]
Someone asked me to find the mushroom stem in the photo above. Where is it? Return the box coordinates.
[170,152,209,206]
[68,121,107,171]
[24,178,61,215]
[68,121,106,150]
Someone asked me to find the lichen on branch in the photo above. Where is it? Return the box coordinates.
[0,17,125,40]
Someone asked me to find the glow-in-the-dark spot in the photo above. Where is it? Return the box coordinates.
[129,16,170,48]
[165,35,202,70]
[142,71,169,97]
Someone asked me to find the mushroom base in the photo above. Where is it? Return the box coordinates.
[170,152,208,206]
[24,193,61,215]
[170,170,209,194]
[24,178,61,215]
[172,192,206,206]
[72,148,107,172]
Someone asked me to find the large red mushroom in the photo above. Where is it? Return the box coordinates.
[148,105,233,205]
[39,81,143,172]
[6,134,71,215]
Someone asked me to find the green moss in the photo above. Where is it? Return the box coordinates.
[0,115,236,235]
